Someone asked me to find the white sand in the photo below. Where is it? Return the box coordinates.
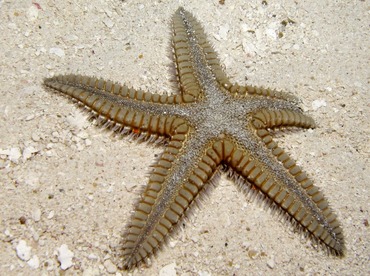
[0,0,369,275]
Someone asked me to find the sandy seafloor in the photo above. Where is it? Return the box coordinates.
[0,0,369,275]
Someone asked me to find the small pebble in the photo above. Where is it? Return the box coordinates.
[103,18,114,28]
[0,147,22,163]
[47,210,54,219]
[16,240,31,261]
[49,47,65,58]
[31,133,40,142]
[312,30,319,36]
[218,24,229,40]
[83,267,100,275]
[77,131,89,139]
[87,253,99,260]
[32,209,41,222]
[57,244,74,270]
[23,146,38,161]
[267,258,275,269]
[282,43,292,50]
[19,216,27,224]
[159,262,177,276]
[66,112,86,129]
[46,143,54,149]
[25,114,35,121]
[312,99,327,110]
[32,231,40,242]
[353,81,362,88]
[27,255,40,269]
[64,34,79,41]
[85,139,92,146]
[124,181,137,192]
[76,142,85,151]
[242,241,250,249]
[44,259,55,271]
[0,159,8,169]
[4,229,11,237]
[248,249,258,259]
[293,44,300,50]
[242,40,257,56]
[27,5,39,21]
[104,259,117,274]
[265,28,277,40]
[24,174,40,187]
[168,240,177,248]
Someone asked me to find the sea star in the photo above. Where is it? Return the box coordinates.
[44,7,344,269]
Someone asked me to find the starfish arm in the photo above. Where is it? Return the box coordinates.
[172,9,300,104]
[172,8,235,101]
[227,132,344,255]
[252,109,316,129]
[44,74,188,138]
[172,9,202,101]
[123,135,234,268]
[122,124,192,268]
[226,83,300,102]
